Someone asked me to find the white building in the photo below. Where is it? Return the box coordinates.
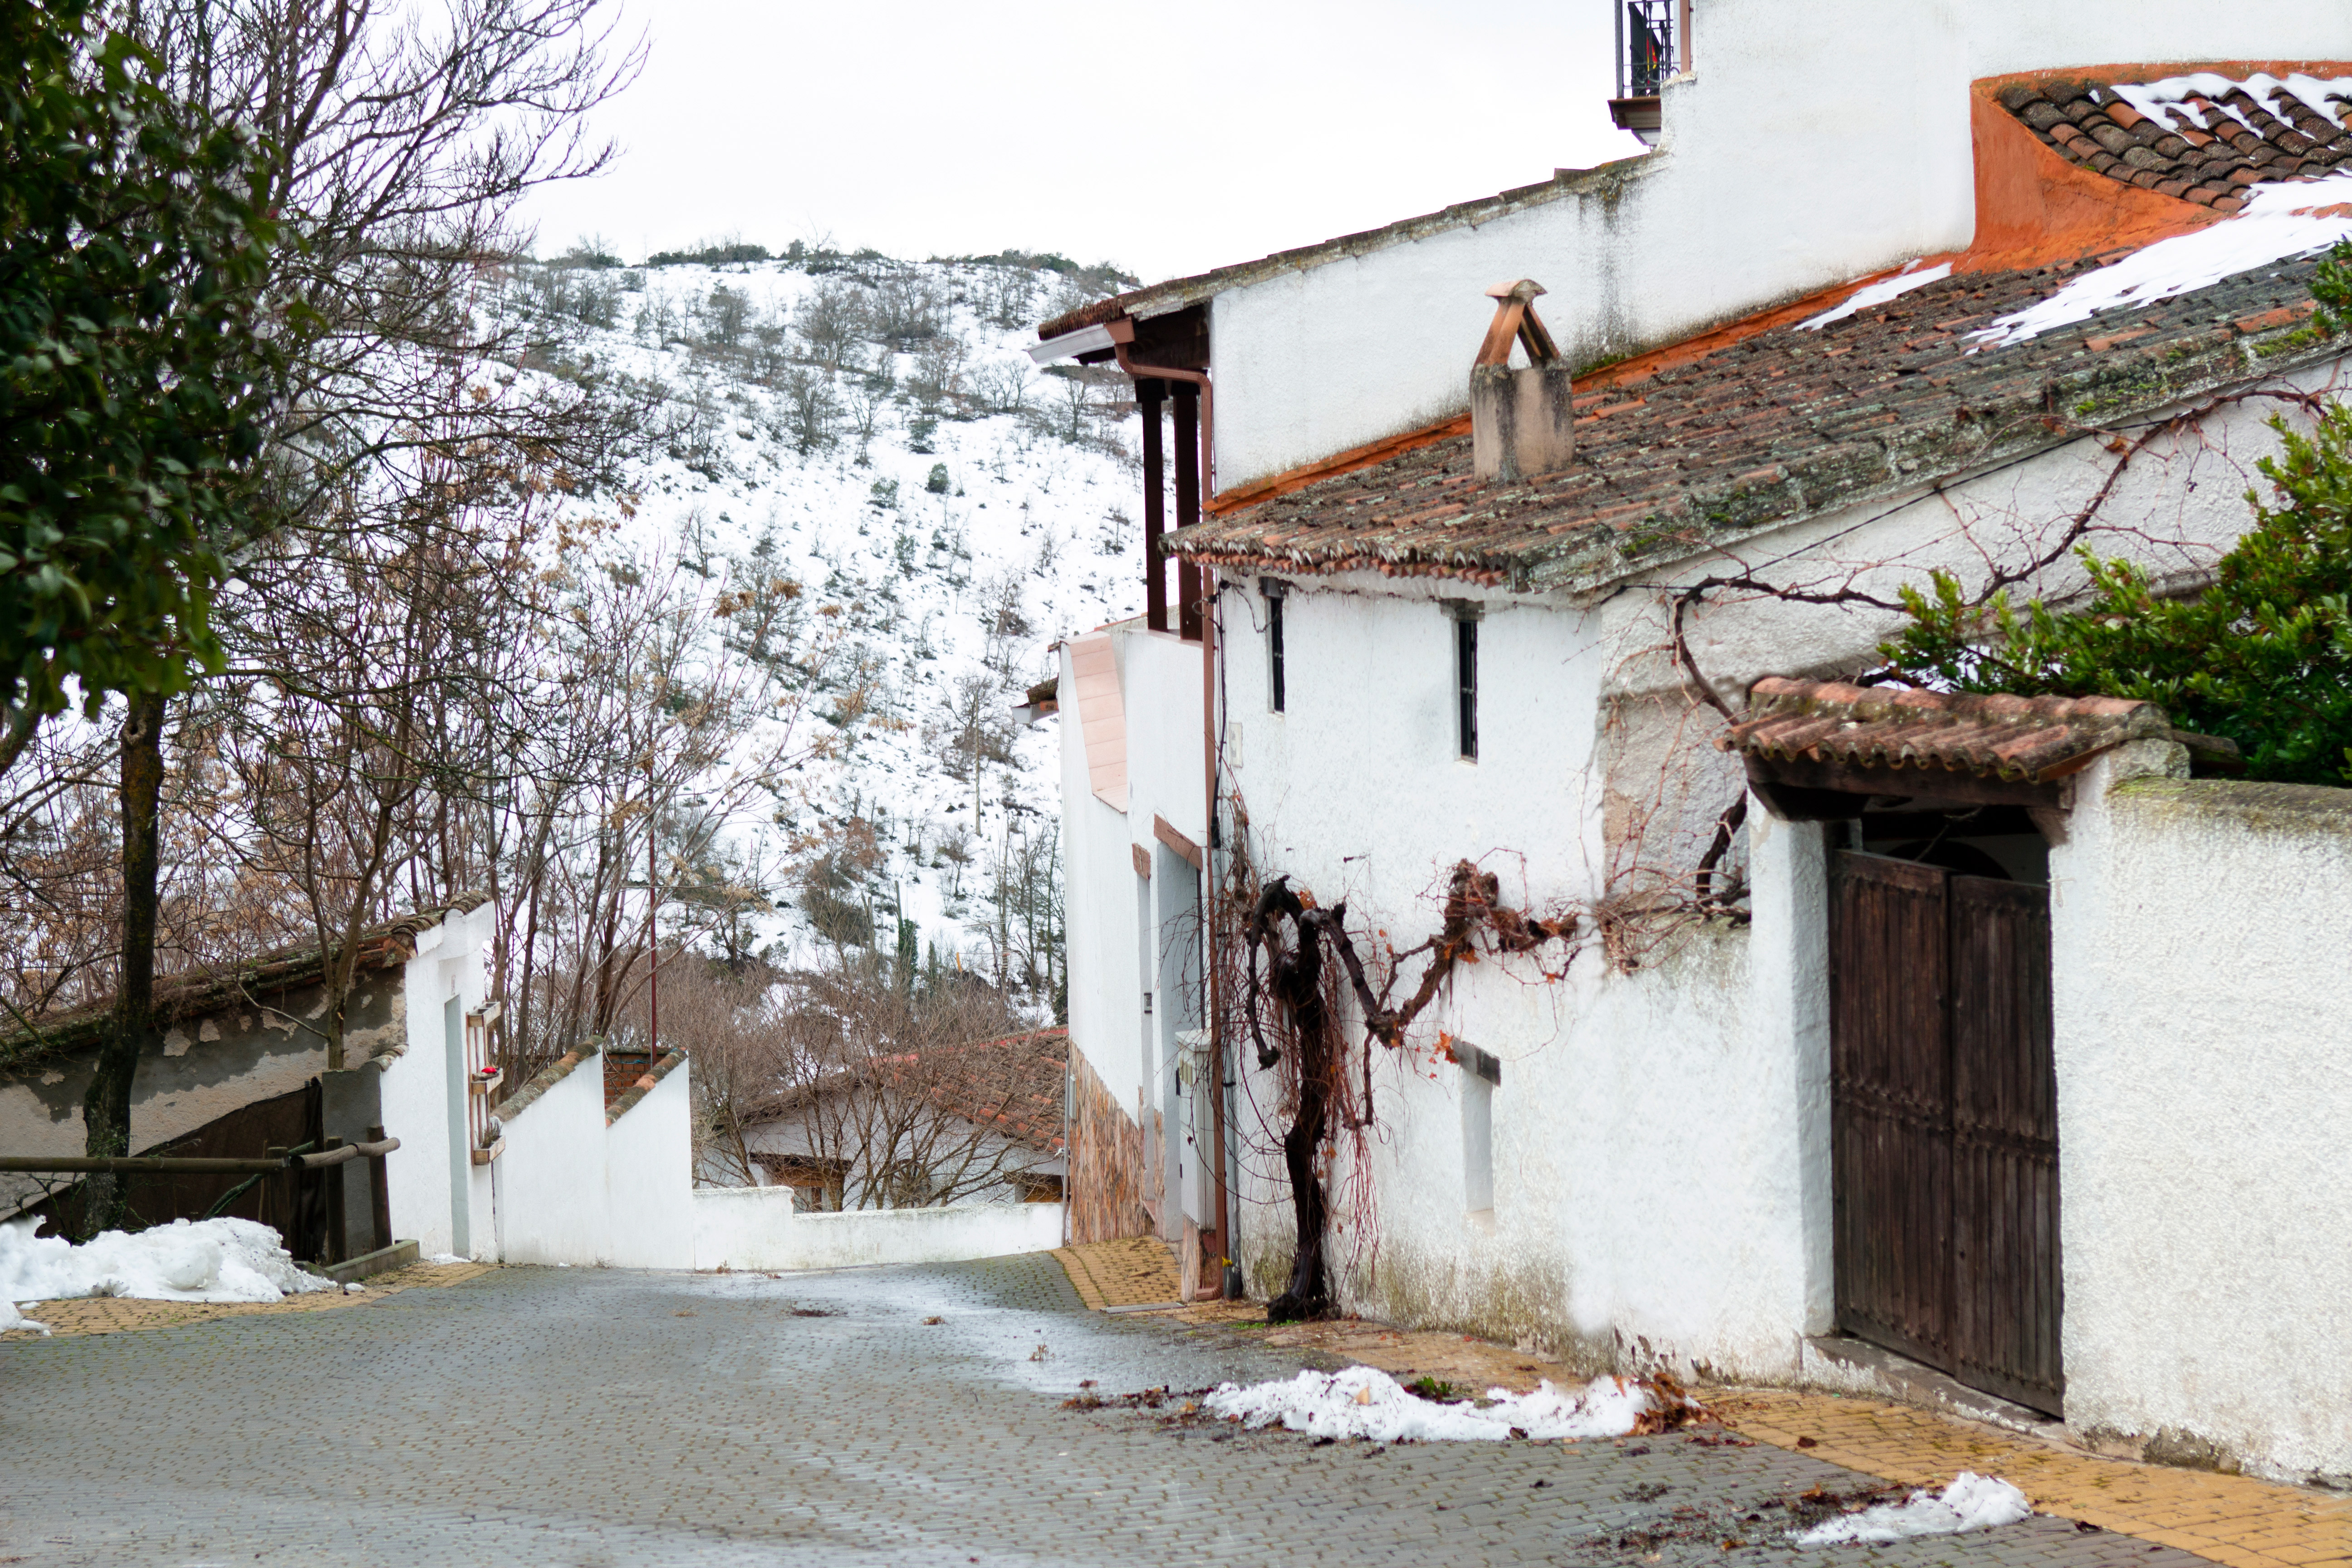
[1045,1,2352,1483]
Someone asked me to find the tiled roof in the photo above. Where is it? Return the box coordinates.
[1172,255,2334,592]
[895,1029,1068,1156]
[1999,74,2352,215]
[0,893,491,1074]
[752,1029,1069,1157]
[1034,157,1653,343]
[1725,677,2169,784]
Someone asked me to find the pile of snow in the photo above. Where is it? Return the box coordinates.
[0,1216,334,1306]
[1794,1473,2032,1547]
[1798,261,1955,331]
[1201,1365,1669,1443]
[0,1296,49,1336]
[1972,171,2352,348]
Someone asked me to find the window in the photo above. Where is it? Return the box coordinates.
[1460,1043,1499,1216]
[1454,612,1479,760]
[1262,578,1287,712]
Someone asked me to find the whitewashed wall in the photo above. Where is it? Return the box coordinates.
[1203,0,2352,487]
[692,1192,1065,1273]
[1058,622,1205,1130]
[380,900,496,1260]
[491,1050,608,1266]
[2048,745,2352,1483]
[1220,573,1841,1371]
[604,1065,695,1269]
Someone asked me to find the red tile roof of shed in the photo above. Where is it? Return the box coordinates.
[1725,677,2170,784]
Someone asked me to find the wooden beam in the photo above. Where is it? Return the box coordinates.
[1744,754,2062,814]
[1152,815,1204,871]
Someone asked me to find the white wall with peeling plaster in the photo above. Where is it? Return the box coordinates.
[1200,0,2352,488]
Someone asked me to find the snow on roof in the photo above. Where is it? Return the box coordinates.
[1170,252,2334,593]
[2002,72,2352,214]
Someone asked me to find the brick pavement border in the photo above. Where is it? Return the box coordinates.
[1715,1389,2352,1568]
[1053,1237,1181,1308]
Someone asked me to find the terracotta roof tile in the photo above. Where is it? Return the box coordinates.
[1999,75,2352,201]
[1175,255,2336,592]
[1723,677,2171,784]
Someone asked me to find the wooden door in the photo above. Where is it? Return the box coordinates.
[1828,851,2063,1417]
[1948,876,2063,1413]
[1829,854,1953,1369]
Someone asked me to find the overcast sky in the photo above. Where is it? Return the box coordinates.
[518,0,1651,284]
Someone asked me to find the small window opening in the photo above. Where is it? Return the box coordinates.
[1460,1043,1499,1216]
[1262,578,1287,713]
[1454,612,1479,760]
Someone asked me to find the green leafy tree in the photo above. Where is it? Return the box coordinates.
[1,0,274,1227]
[1883,404,2352,787]
[0,0,276,762]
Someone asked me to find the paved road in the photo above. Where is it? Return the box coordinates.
[0,1255,2210,1567]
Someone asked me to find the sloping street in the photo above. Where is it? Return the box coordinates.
[0,1257,2225,1568]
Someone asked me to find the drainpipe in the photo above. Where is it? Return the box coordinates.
[1201,579,1229,1298]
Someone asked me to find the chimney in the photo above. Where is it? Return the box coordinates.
[1470,279,1574,485]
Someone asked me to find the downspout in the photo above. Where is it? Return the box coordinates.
[1202,577,1229,1298]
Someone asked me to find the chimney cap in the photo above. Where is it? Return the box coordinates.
[1485,278,1547,303]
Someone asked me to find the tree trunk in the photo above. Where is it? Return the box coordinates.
[81,691,167,1236]
[1265,898,1336,1323]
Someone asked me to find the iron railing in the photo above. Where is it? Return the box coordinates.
[1615,0,1680,99]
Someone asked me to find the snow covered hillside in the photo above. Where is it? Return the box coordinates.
[501,244,1142,991]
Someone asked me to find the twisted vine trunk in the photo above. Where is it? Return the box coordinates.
[81,691,166,1236]
[1252,881,1341,1323]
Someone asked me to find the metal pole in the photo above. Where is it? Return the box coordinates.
[647,750,659,1063]
[1615,0,1624,100]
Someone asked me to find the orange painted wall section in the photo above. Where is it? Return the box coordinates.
[1960,85,2213,272]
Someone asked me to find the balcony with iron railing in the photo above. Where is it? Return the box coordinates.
[1610,0,1689,145]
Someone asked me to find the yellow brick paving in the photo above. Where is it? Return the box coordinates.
[1051,1237,1181,1309]
[0,1257,495,1342]
[1046,1251,2352,1568]
[1715,1389,2352,1568]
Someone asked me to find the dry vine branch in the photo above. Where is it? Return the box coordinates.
[1240,859,1575,1323]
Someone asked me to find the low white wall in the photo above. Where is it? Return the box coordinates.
[492,1052,609,1267]
[605,1065,695,1269]
[2051,745,2352,1482]
[691,1191,1066,1273]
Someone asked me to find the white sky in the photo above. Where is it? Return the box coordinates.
[518,0,1651,284]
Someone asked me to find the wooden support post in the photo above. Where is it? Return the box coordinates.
[320,1136,346,1264]
[1139,379,1168,633]
[367,1122,392,1259]
[1174,381,1202,641]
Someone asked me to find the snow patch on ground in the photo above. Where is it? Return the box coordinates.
[1972,172,2352,348]
[0,1216,333,1305]
[0,1295,50,1335]
[1793,1473,2032,1547]
[1798,262,1954,331]
[1201,1365,1662,1443]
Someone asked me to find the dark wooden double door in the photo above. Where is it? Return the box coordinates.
[1829,852,2063,1416]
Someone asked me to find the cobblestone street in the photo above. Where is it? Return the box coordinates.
[0,1256,2223,1567]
